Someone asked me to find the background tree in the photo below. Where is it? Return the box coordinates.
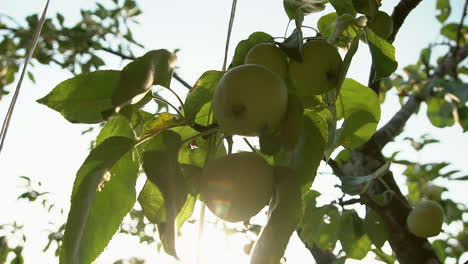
[0,0,467,264]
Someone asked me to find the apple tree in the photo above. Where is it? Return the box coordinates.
[1,0,467,263]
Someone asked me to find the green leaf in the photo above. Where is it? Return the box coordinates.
[279,93,304,151]
[176,194,196,231]
[283,0,326,19]
[339,211,372,260]
[317,13,359,48]
[426,97,455,128]
[372,248,396,264]
[366,29,398,80]
[142,130,186,259]
[340,175,372,195]
[364,207,389,248]
[229,32,274,68]
[60,136,138,264]
[138,180,166,224]
[457,106,468,132]
[337,78,381,149]
[300,204,340,251]
[112,50,177,110]
[278,28,304,62]
[436,0,451,23]
[38,70,120,124]
[432,240,447,263]
[184,70,224,122]
[289,111,328,187]
[441,23,467,44]
[329,0,356,16]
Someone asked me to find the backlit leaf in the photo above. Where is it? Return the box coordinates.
[366,29,398,80]
[229,32,274,68]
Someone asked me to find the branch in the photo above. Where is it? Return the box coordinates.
[454,0,468,56]
[296,230,337,264]
[100,47,193,90]
[374,44,468,148]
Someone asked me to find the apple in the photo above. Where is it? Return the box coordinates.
[288,40,342,96]
[406,200,444,238]
[244,43,288,80]
[199,152,274,222]
[368,11,393,39]
[212,64,288,136]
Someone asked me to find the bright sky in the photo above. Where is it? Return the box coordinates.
[0,0,467,263]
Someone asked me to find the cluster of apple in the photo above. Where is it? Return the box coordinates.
[198,40,342,223]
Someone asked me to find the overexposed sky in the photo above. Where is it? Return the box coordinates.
[0,0,467,263]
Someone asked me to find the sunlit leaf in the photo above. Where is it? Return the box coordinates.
[337,78,380,149]
[426,97,455,128]
[60,136,138,264]
[38,70,120,123]
[138,180,166,224]
[436,0,451,23]
[184,71,224,122]
[339,211,372,260]
[366,29,398,80]
[364,207,389,248]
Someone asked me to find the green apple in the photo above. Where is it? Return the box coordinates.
[288,40,342,96]
[212,64,288,136]
[368,11,393,39]
[244,43,288,80]
[200,152,274,223]
[406,200,444,238]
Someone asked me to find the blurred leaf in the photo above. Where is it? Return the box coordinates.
[372,248,395,264]
[432,239,447,263]
[329,0,356,16]
[364,207,389,248]
[436,0,451,23]
[366,29,398,80]
[337,78,381,149]
[142,130,186,259]
[340,175,372,195]
[426,97,455,128]
[300,204,340,251]
[60,136,137,264]
[184,71,224,122]
[229,32,274,68]
[339,211,372,260]
[38,70,119,123]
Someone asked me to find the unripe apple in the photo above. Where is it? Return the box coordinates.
[200,152,274,223]
[406,200,444,238]
[212,64,288,136]
[368,11,393,39]
[244,43,288,80]
[288,40,342,96]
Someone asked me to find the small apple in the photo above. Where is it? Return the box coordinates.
[288,40,342,96]
[406,200,444,238]
[244,43,289,80]
[212,64,288,136]
[368,11,393,39]
[200,152,274,223]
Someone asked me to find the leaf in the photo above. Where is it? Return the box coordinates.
[184,71,224,122]
[289,111,327,187]
[432,240,447,263]
[283,0,326,19]
[300,204,340,251]
[366,29,398,80]
[339,211,372,260]
[364,207,389,248]
[229,32,274,68]
[436,0,451,23]
[142,130,186,259]
[337,78,381,149]
[329,0,356,16]
[278,93,304,151]
[340,175,372,195]
[457,106,468,132]
[250,167,303,264]
[38,70,120,124]
[60,136,138,264]
[372,248,396,264]
[112,49,177,110]
[138,180,166,224]
[426,97,455,128]
[278,28,304,62]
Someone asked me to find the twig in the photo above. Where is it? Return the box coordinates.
[222,0,238,71]
[0,0,51,156]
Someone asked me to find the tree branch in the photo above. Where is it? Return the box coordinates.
[99,47,193,90]
[374,44,468,148]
